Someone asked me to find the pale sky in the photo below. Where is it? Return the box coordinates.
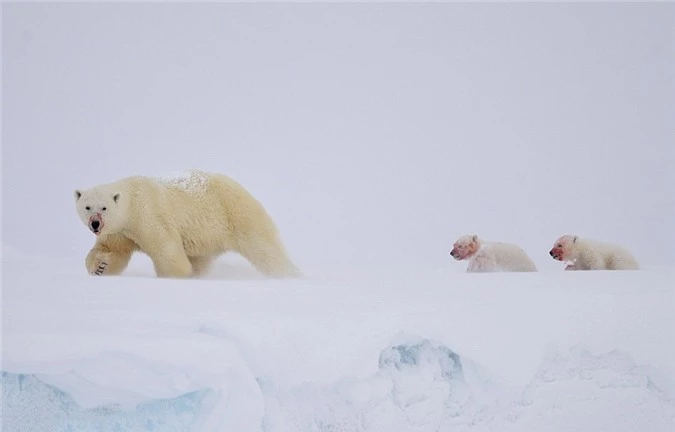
[4,2,674,273]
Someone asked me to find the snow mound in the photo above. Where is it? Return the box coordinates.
[1,372,207,432]
[260,337,675,432]
[261,336,509,432]
[2,321,265,432]
[507,346,675,431]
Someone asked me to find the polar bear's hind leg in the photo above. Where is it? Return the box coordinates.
[189,255,216,277]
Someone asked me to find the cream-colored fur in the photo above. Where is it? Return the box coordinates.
[549,235,639,271]
[75,169,301,279]
[450,235,537,273]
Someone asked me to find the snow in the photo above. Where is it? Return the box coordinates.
[152,170,210,194]
[2,249,674,431]
[2,2,674,432]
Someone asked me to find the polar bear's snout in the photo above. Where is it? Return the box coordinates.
[549,246,563,260]
[449,247,463,260]
[88,214,104,235]
[450,246,471,261]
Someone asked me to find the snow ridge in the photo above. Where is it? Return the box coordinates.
[2,336,674,432]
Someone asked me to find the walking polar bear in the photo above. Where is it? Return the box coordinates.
[74,169,301,279]
[450,234,537,272]
[549,235,640,270]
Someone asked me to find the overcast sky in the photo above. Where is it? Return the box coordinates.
[3,2,673,274]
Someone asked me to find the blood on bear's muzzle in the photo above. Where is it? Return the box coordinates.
[549,249,561,260]
[89,214,104,235]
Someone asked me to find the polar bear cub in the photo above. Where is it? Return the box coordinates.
[74,169,301,279]
[549,235,639,270]
[450,234,538,272]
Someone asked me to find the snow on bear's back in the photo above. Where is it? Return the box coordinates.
[151,170,210,195]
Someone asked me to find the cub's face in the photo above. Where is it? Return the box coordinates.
[74,188,123,236]
[450,235,479,261]
[549,235,577,261]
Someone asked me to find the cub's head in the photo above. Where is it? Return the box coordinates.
[74,187,125,236]
[450,234,480,261]
[549,235,578,262]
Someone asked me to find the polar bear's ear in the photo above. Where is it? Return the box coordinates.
[472,235,478,243]
[573,236,578,243]
[113,193,120,203]
[75,190,82,201]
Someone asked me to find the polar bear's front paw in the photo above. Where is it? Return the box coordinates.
[87,252,111,276]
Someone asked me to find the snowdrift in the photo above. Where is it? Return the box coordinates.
[2,246,674,431]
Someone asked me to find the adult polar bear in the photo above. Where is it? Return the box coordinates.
[450,234,537,272]
[549,235,640,271]
[74,169,301,279]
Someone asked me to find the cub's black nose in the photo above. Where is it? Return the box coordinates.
[91,220,100,230]
[549,251,554,257]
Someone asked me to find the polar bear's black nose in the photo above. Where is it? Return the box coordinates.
[91,220,100,230]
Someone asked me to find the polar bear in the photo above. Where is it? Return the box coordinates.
[450,235,537,272]
[549,235,639,271]
[74,169,301,279]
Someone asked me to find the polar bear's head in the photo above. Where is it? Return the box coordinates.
[450,235,480,261]
[74,187,126,236]
[549,235,579,262]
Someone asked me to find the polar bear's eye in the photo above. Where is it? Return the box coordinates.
[85,206,91,211]
[102,207,107,211]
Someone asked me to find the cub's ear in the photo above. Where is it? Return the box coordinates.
[75,190,82,201]
[573,236,578,243]
[472,235,478,242]
[113,193,120,203]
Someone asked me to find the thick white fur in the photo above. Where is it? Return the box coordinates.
[74,169,301,279]
[550,235,639,271]
[451,235,538,273]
